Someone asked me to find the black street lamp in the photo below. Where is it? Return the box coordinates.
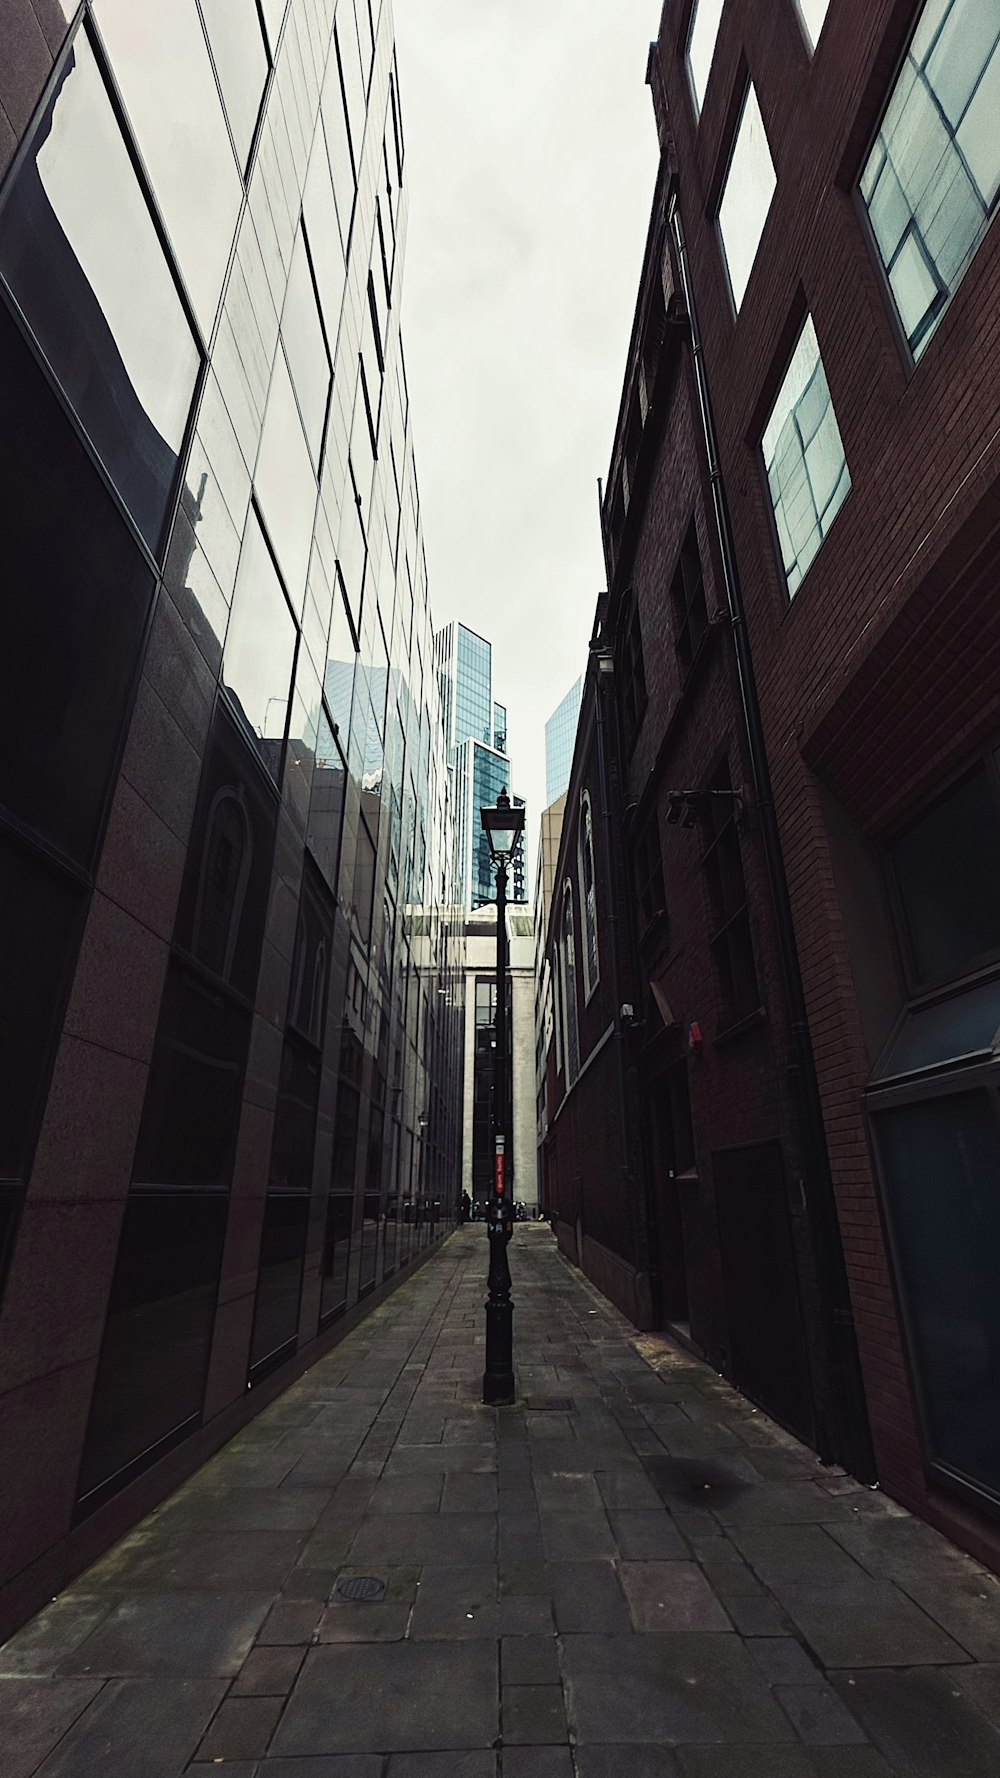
[480,785,525,1406]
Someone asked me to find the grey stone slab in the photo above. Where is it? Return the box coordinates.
[825,1519,1000,1662]
[501,1562,553,1598]
[766,1578,969,1668]
[441,1473,499,1513]
[366,1474,444,1514]
[320,1566,420,1643]
[619,1562,733,1633]
[576,1750,682,1778]
[58,1591,269,1677]
[386,1756,496,1778]
[264,1756,383,1777]
[775,1684,868,1746]
[549,1562,631,1634]
[503,1749,574,1777]
[611,1511,688,1560]
[232,1643,304,1694]
[161,1487,331,1531]
[955,1662,1000,1727]
[531,1440,642,1476]
[410,1563,498,1640]
[596,1471,664,1512]
[540,1510,616,1561]
[502,1635,561,1686]
[532,1472,602,1512]
[384,1443,496,1475]
[35,1676,225,1777]
[188,1765,258,1777]
[675,1752,825,1777]
[197,1694,282,1759]
[498,1594,555,1635]
[258,1599,323,1644]
[349,1512,496,1566]
[272,1641,498,1754]
[83,1528,305,1594]
[503,1685,568,1744]
[0,1596,112,1676]
[560,1634,796,1746]
[831,1667,1000,1775]
[748,1636,825,1686]
[0,1678,102,1778]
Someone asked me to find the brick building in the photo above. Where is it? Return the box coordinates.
[641,0,1000,1566]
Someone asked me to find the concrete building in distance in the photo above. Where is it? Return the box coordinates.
[462,904,536,1212]
[544,678,583,805]
[0,0,464,1636]
[434,621,526,907]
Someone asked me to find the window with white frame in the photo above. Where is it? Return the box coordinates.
[717,82,777,312]
[762,314,850,596]
[686,0,725,117]
[860,0,1000,360]
[578,790,600,998]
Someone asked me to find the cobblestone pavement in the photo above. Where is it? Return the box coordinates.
[5,1225,1000,1776]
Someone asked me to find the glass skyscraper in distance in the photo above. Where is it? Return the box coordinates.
[545,677,583,804]
[435,621,526,907]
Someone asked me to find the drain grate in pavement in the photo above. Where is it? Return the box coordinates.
[525,1397,574,1412]
[335,1575,387,1603]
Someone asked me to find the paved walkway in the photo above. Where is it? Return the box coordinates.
[5,1226,1000,1776]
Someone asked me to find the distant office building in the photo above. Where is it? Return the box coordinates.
[545,678,583,804]
[0,0,464,1639]
[435,621,526,906]
[462,904,536,1211]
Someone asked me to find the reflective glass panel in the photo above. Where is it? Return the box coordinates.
[718,83,777,312]
[223,510,298,778]
[686,0,725,115]
[255,348,317,608]
[860,0,1000,358]
[0,30,200,552]
[890,765,1000,985]
[250,1194,309,1374]
[260,0,287,55]
[320,1191,352,1320]
[281,225,331,466]
[132,965,250,1189]
[308,712,347,895]
[762,315,850,596]
[94,0,242,335]
[199,0,269,170]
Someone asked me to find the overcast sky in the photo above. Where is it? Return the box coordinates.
[393,1,663,889]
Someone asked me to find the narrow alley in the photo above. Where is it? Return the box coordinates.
[4,1226,1000,1776]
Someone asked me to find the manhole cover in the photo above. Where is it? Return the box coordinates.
[525,1397,574,1412]
[335,1575,387,1603]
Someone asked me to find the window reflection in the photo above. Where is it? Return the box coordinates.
[199,0,269,170]
[223,508,298,779]
[0,29,200,552]
[308,711,347,895]
[93,0,242,335]
[281,224,331,466]
[254,348,317,607]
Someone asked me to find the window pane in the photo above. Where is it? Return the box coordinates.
[320,1192,352,1320]
[890,765,1000,984]
[762,315,850,594]
[281,225,331,465]
[260,0,286,55]
[717,83,777,311]
[254,349,317,608]
[199,0,269,170]
[796,0,830,49]
[250,1194,309,1374]
[307,712,346,894]
[686,0,725,115]
[875,1092,1000,1502]
[132,966,250,1190]
[859,0,1000,357]
[94,0,242,334]
[0,30,200,551]
[223,510,298,778]
[78,1192,229,1504]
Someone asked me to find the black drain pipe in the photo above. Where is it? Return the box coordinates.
[669,195,875,1481]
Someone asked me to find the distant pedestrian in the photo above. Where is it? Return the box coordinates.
[460,1189,471,1224]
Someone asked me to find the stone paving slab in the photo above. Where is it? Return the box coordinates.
[8,1225,1000,1775]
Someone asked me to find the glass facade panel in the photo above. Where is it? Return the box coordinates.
[132,966,250,1190]
[717,83,777,312]
[250,1195,309,1374]
[762,315,850,595]
[860,0,1000,357]
[889,765,1000,986]
[544,680,582,805]
[0,29,200,551]
[223,509,298,778]
[200,0,269,170]
[254,349,317,607]
[281,224,331,466]
[686,0,725,115]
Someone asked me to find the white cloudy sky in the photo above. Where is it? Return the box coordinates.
[393,0,663,886]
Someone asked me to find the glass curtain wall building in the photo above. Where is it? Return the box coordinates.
[0,0,463,1634]
[545,678,583,805]
[435,621,526,906]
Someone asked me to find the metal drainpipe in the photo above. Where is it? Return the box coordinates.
[668,194,875,1480]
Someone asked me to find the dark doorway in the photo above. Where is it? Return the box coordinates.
[712,1140,814,1443]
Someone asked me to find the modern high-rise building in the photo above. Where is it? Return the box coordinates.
[0,0,464,1638]
[435,621,526,906]
[544,678,583,805]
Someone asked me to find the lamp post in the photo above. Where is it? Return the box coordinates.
[480,786,525,1406]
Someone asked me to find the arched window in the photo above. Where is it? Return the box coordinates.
[578,789,600,998]
[560,881,580,1084]
[192,787,251,983]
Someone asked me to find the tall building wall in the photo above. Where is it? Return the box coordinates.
[436,620,526,907]
[0,0,464,1637]
[544,678,583,805]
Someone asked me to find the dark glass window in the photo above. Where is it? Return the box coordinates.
[77,1191,229,1507]
[268,1037,321,1193]
[288,863,333,1045]
[701,763,759,1027]
[634,816,667,937]
[132,965,250,1190]
[320,1191,352,1322]
[307,713,346,897]
[0,28,200,553]
[176,704,279,999]
[199,0,269,170]
[281,224,331,467]
[889,764,1000,988]
[475,978,497,1027]
[0,836,86,1182]
[619,605,647,750]
[874,1090,1000,1504]
[249,1194,309,1377]
[352,819,376,947]
[222,509,298,780]
[0,276,158,870]
[671,519,708,671]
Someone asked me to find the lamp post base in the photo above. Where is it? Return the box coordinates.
[483,1219,515,1405]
